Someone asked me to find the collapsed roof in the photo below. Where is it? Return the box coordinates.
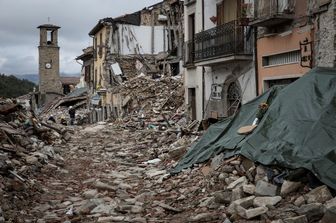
[88,13,141,36]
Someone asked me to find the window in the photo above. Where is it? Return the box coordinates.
[84,65,91,82]
[94,69,97,90]
[264,78,298,91]
[217,0,237,25]
[94,37,98,60]
[47,30,53,44]
[99,33,103,58]
[262,50,300,67]
[188,13,195,40]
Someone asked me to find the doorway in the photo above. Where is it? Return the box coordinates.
[188,88,197,120]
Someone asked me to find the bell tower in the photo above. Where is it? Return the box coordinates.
[37,23,62,105]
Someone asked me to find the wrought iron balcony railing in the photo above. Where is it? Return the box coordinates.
[251,0,295,26]
[188,20,253,63]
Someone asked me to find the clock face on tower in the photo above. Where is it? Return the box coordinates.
[45,62,52,69]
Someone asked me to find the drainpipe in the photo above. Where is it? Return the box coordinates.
[151,10,155,54]
[202,0,205,119]
[254,27,259,95]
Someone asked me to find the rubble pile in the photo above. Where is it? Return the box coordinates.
[42,106,90,126]
[11,120,334,222]
[113,74,191,131]
[164,154,336,223]
[19,122,201,222]
[40,87,89,125]
[1,72,334,222]
[0,99,69,221]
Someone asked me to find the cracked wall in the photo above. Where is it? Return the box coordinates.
[314,0,336,67]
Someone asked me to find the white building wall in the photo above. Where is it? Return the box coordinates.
[238,66,256,104]
[110,24,168,55]
[210,64,255,100]
[184,1,204,120]
[184,0,256,120]
[203,63,255,118]
[184,67,204,120]
[204,0,219,30]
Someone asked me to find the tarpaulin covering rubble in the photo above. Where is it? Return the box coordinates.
[172,67,336,189]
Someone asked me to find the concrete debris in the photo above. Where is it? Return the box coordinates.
[94,181,116,191]
[304,185,333,204]
[294,196,306,207]
[255,180,279,196]
[325,197,336,209]
[321,205,336,223]
[189,213,219,222]
[213,191,232,205]
[281,180,302,195]
[283,215,308,223]
[211,152,224,170]
[1,105,335,222]
[83,189,98,199]
[0,98,69,221]
[1,60,335,223]
[253,196,282,207]
[238,206,268,219]
[156,202,182,213]
[227,176,248,190]
[297,203,325,221]
[243,184,256,195]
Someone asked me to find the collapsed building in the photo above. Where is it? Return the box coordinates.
[76,0,184,123]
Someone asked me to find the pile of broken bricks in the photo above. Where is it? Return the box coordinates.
[111,75,189,130]
[0,98,71,221]
[164,154,336,222]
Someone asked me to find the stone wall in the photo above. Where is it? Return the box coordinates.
[38,46,62,95]
[314,0,336,67]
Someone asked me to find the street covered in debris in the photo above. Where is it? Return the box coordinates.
[1,0,336,222]
[1,67,336,223]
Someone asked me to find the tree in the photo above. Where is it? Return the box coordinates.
[0,74,36,98]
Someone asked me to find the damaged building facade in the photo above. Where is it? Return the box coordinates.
[76,46,94,93]
[251,0,314,94]
[184,0,256,121]
[74,0,336,124]
[77,0,184,122]
[312,0,336,68]
[183,0,336,121]
[251,0,336,94]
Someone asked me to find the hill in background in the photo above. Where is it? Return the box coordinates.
[14,74,39,85]
[0,74,36,98]
[13,73,80,85]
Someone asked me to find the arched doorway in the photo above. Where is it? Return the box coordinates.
[227,81,241,116]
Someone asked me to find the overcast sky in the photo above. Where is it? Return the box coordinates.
[0,0,162,76]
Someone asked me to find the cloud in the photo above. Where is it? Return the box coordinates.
[0,0,162,75]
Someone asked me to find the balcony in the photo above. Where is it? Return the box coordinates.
[185,20,253,66]
[250,0,295,27]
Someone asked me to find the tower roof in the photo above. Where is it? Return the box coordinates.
[37,24,60,29]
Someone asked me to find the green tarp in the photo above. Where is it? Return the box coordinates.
[172,67,336,189]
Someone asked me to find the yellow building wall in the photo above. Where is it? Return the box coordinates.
[93,27,107,90]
